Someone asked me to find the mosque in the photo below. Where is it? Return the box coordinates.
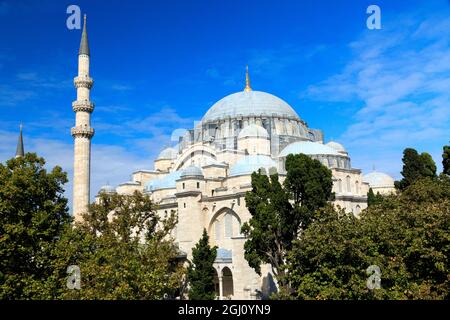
[67,16,395,299]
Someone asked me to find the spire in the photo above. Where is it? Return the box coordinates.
[15,124,24,158]
[79,14,90,56]
[244,65,252,92]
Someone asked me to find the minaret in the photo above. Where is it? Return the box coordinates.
[71,14,95,222]
[244,65,252,92]
[15,124,24,158]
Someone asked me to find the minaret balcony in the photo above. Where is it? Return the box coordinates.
[72,100,95,113]
[74,75,94,89]
[71,125,95,138]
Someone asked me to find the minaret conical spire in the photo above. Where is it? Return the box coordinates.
[244,65,252,92]
[79,14,90,56]
[15,124,24,158]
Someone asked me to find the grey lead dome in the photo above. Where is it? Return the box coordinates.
[201,90,300,123]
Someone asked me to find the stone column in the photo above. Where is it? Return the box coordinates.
[218,275,224,300]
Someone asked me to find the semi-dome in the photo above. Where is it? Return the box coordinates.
[326,141,347,153]
[180,165,204,178]
[363,171,395,188]
[202,91,300,123]
[229,155,277,177]
[144,170,182,192]
[238,124,269,139]
[157,147,177,160]
[278,141,340,158]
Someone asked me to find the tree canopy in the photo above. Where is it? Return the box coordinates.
[0,153,70,299]
[0,153,185,299]
[55,191,185,300]
[287,175,450,299]
[396,148,437,190]
[241,153,333,294]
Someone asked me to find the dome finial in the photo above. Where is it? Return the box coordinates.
[244,65,252,92]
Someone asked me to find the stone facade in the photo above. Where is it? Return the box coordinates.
[71,20,397,299]
[93,78,389,299]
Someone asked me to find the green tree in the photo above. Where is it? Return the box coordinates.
[52,191,186,300]
[287,175,450,300]
[420,152,437,178]
[241,153,333,294]
[187,229,217,300]
[443,145,450,176]
[0,153,70,299]
[367,188,383,207]
[396,148,437,190]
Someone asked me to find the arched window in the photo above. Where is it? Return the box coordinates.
[338,179,342,193]
[224,213,233,238]
[346,176,351,193]
[355,205,361,215]
[355,181,359,194]
[215,220,221,240]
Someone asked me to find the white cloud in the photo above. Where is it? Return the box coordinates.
[302,9,450,177]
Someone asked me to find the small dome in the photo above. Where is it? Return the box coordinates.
[144,171,182,192]
[229,155,277,177]
[180,165,204,178]
[326,141,347,153]
[238,124,269,139]
[157,147,177,160]
[99,184,115,194]
[363,171,395,188]
[278,141,340,158]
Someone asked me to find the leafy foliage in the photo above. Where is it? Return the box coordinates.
[287,176,450,299]
[187,229,217,300]
[55,192,185,300]
[367,188,384,207]
[0,153,185,300]
[0,153,70,299]
[241,153,333,293]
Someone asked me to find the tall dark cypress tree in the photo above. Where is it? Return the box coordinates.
[396,148,437,190]
[187,229,217,300]
[367,188,383,206]
[443,145,450,176]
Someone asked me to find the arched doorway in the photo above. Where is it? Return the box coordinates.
[222,267,234,298]
[213,269,220,298]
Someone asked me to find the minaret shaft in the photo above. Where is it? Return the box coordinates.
[72,15,94,222]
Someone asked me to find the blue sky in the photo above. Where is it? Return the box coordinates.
[1,0,449,210]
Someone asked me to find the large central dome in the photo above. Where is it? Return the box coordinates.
[202,90,300,123]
